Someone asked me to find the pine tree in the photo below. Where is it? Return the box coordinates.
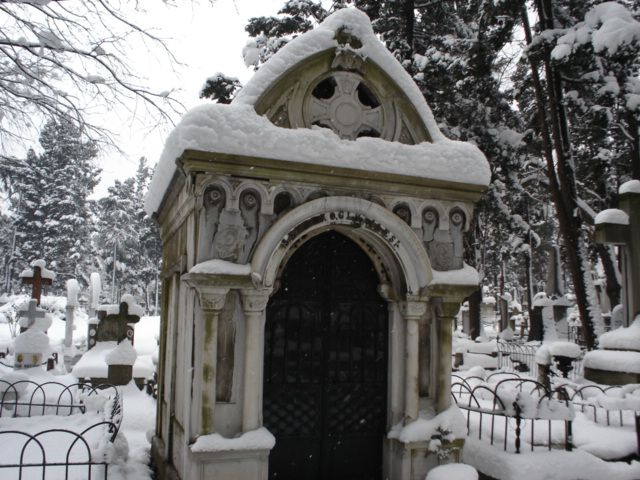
[94,157,161,311]
[9,119,100,292]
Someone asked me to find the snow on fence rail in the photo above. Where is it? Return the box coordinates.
[451,374,575,453]
[496,340,584,379]
[452,373,640,457]
[0,381,122,479]
[566,383,640,428]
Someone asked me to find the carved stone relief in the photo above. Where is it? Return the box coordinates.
[450,210,465,269]
[393,204,411,225]
[420,206,467,271]
[197,185,226,262]
[239,190,261,264]
[196,177,471,273]
[212,210,248,263]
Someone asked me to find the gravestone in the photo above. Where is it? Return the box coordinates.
[14,300,50,369]
[65,279,79,348]
[595,180,640,326]
[20,259,54,305]
[587,180,640,384]
[88,295,142,348]
[106,339,137,385]
[88,272,101,319]
[530,247,572,341]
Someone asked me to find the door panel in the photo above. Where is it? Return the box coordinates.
[264,232,388,480]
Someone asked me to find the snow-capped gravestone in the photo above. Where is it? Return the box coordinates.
[87,294,143,349]
[105,339,137,386]
[584,315,640,385]
[20,259,54,306]
[18,298,52,333]
[145,9,489,480]
[65,279,79,348]
[14,303,51,369]
[595,180,640,327]
[529,246,572,342]
[73,294,152,388]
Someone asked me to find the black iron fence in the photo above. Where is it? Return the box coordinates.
[452,373,640,457]
[495,340,584,379]
[452,375,574,453]
[0,381,122,479]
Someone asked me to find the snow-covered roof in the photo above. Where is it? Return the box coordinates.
[234,8,442,139]
[144,8,490,216]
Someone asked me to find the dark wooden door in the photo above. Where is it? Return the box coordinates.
[264,231,388,480]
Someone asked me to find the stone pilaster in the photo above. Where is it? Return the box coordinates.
[432,297,461,413]
[240,288,273,432]
[184,277,229,435]
[399,298,427,423]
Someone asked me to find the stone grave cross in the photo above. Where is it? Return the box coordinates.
[20,299,45,330]
[93,300,141,345]
[21,260,54,305]
[595,180,640,327]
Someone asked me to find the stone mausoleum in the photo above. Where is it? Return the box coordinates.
[145,8,489,480]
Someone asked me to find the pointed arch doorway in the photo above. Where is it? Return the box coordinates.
[263,230,389,480]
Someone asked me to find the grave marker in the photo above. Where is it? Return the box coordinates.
[595,180,640,326]
[88,294,142,348]
[20,259,54,305]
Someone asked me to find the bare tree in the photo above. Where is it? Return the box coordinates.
[0,1,209,148]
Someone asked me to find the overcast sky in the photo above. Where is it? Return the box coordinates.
[95,0,306,197]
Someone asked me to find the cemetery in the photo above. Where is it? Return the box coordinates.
[0,3,639,480]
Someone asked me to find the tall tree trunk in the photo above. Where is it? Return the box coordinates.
[629,111,640,180]
[401,0,415,60]
[522,2,603,349]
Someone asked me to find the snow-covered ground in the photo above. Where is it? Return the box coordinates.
[1,294,639,479]
[0,294,158,480]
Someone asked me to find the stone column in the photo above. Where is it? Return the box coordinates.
[399,298,427,424]
[433,298,460,413]
[193,285,229,435]
[240,288,272,432]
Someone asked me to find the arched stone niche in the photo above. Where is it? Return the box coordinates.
[252,196,432,298]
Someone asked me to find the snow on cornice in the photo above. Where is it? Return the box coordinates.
[234,8,444,142]
[144,104,490,215]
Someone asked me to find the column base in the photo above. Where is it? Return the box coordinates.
[384,437,465,480]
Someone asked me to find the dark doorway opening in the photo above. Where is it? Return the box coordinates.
[264,231,388,480]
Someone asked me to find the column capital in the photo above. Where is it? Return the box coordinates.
[240,288,273,313]
[431,296,462,320]
[183,275,229,312]
[399,297,427,319]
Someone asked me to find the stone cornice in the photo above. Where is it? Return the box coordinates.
[179,150,485,204]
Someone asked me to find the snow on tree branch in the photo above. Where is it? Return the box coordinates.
[0,0,203,149]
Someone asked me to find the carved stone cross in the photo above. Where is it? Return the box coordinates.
[95,301,141,345]
[19,298,45,331]
[21,261,54,305]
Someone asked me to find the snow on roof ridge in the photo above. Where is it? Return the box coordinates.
[233,7,444,143]
[144,8,491,216]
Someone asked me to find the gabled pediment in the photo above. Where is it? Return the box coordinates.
[234,8,442,144]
